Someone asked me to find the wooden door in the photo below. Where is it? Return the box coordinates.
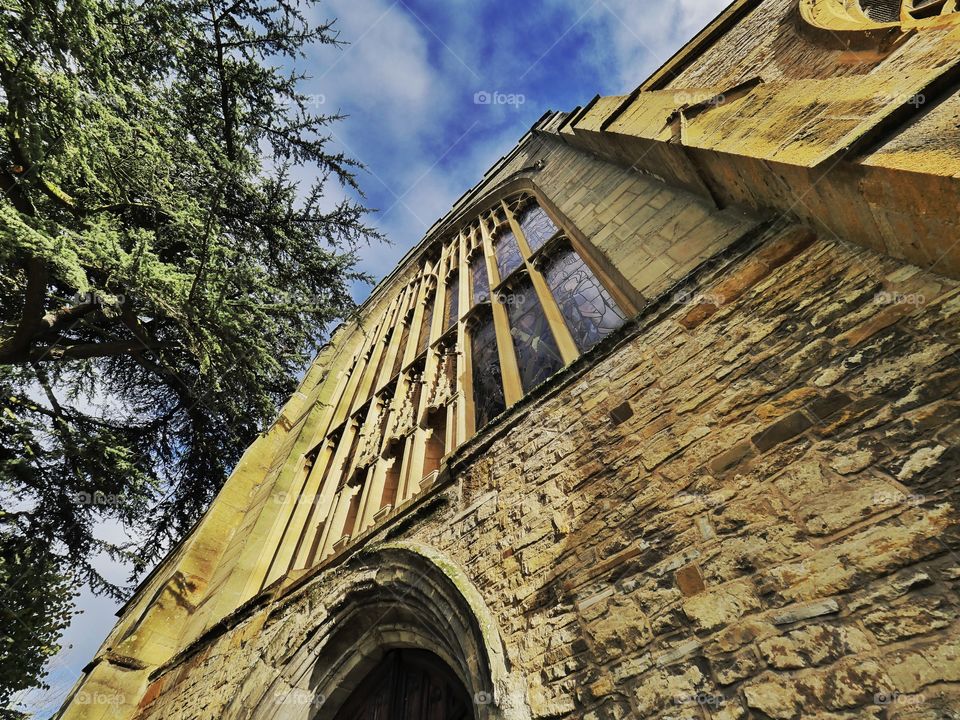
[333,649,473,720]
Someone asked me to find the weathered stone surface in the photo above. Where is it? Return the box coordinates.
[861,596,953,643]
[682,579,761,632]
[62,72,960,720]
[757,624,872,669]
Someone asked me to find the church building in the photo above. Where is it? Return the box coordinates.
[58,0,960,717]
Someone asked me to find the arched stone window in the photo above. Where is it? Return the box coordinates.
[262,185,639,577]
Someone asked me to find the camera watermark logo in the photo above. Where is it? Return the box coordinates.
[673,90,725,107]
[674,692,724,709]
[873,490,925,507]
[873,290,925,306]
[474,91,525,108]
[75,691,126,707]
[879,92,925,108]
[674,491,724,509]
[473,690,494,705]
[68,491,130,507]
[275,688,326,708]
[73,290,128,307]
[874,691,925,707]
[672,288,724,307]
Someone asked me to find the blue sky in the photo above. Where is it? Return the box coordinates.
[16,0,730,716]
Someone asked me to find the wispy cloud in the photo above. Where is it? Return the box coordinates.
[32,1,730,716]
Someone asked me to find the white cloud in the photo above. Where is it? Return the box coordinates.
[589,0,733,87]
[30,2,738,716]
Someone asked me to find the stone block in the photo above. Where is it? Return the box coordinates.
[682,579,761,632]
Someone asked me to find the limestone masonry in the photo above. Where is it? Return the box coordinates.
[58,0,960,718]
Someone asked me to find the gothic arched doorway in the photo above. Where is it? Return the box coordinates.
[333,649,473,720]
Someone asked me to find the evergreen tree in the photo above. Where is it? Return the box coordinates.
[0,0,379,700]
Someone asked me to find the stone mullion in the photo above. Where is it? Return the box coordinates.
[342,391,377,483]
[295,421,357,567]
[362,387,400,532]
[400,389,427,501]
[394,434,415,504]
[377,283,414,390]
[403,265,433,371]
[329,322,380,430]
[316,483,358,560]
[245,359,353,591]
[309,492,337,564]
[397,245,450,504]
[445,400,457,450]
[419,242,452,424]
[530,190,642,317]
[340,386,390,532]
[351,299,397,414]
[270,438,335,578]
[232,323,369,595]
[358,453,390,531]
[264,298,395,580]
[254,452,311,589]
[456,230,473,443]
[480,216,524,407]
[397,265,437,505]
[350,464,376,537]
[503,199,579,365]
[358,295,401,403]
[309,320,381,558]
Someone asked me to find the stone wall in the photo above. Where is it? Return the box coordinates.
[133,220,960,720]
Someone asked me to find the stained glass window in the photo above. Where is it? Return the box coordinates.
[544,247,626,352]
[470,319,506,429]
[504,278,564,392]
[518,204,559,252]
[493,230,523,280]
[471,256,490,305]
[416,299,433,356]
[445,275,459,330]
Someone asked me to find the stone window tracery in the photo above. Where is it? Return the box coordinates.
[801,0,959,32]
[470,253,490,305]
[541,241,627,352]
[269,188,637,576]
[493,229,523,280]
[503,275,564,392]
[469,312,507,429]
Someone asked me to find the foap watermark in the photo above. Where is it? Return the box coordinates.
[279,93,326,109]
[672,90,725,107]
[874,691,925,707]
[672,288,724,307]
[674,691,725,710]
[873,490,925,508]
[496,291,527,307]
[274,687,326,708]
[673,490,725,509]
[73,290,129,307]
[474,90,525,108]
[473,690,494,705]
[74,691,126,707]
[68,490,130,507]
[878,92,925,108]
[873,290,925,306]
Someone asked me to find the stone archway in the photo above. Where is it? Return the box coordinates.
[225,541,530,720]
